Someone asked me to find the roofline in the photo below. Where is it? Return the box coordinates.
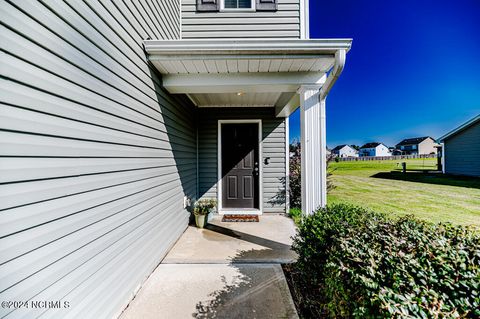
[438,114,480,142]
[395,136,434,146]
[360,142,388,149]
[143,39,353,56]
[332,144,351,151]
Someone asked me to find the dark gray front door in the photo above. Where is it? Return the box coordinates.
[221,123,259,209]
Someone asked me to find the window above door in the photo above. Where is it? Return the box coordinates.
[222,0,254,10]
[196,0,278,12]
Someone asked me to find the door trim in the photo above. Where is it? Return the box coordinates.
[217,119,263,215]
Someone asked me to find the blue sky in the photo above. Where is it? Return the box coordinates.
[289,0,480,147]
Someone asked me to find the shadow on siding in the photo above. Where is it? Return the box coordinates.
[148,65,198,209]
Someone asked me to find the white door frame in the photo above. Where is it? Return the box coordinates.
[217,119,263,215]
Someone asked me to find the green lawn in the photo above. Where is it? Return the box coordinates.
[327,158,480,227]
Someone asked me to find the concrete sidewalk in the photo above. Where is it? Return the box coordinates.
[120,215,299,319]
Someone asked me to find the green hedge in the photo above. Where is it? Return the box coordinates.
[291,204,480,318]
[289,207,303,225]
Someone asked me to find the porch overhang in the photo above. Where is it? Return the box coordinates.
[144,39,352,117]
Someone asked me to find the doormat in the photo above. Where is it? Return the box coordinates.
[222,214,259,222]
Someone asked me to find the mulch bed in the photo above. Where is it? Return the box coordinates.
[282,263,328,319]
[221,214,259,222]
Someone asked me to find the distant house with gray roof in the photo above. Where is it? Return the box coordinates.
[395,136,438,155]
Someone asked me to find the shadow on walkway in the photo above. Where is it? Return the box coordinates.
[192,249,298,319]
[120,216,299,318]
[192,223,298,318]
[204,224,292,256]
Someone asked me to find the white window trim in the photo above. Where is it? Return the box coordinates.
[217,119,263,215]
[300,0,309,39]
[220,0,256,12]
[179,0,183,39]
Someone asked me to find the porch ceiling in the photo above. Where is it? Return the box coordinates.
[193,92,282,108]
[149,55,335,75]
[144,39,352,116]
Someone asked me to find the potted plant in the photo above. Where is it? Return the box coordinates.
[193,199,216,228]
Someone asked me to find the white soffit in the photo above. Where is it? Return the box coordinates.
[144,39,352,115]
[192,92,282,108]
[161,72,328,94]
[145,39,351,75]
[151,57,335,74]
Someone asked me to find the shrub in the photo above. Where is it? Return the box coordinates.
[289,207,303,225]
[291,204,480,318]
[193,198,216,216]
[289,148,302,208]
[288,142,335,209]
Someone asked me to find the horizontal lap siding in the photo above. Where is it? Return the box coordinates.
[0,1,191,318]
[444,122,480,177]
[198,108,286,213]
[181,0,300,39]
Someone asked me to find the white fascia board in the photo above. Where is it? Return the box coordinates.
[198,104,273,108]
[144,39,352,56]
[149,54,334,62]
[275,93,300,118]
[437,114,480,142]
[162,72,327,94]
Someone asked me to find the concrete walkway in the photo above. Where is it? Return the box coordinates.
[164,214,297,264]
[120,215,299,319]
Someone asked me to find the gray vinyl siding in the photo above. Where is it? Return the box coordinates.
[198,108,286,213]
[0,1,193,319]
[181,0,301,39]
[444,122,480,177]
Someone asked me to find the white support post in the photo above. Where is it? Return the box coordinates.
[299,85,327,215]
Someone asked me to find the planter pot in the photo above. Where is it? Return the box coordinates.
[195,214,207,228]
[207,208,216,222]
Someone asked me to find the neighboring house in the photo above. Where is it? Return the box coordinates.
[359,142,392,157]
[390,147,402,155]
[395,136,438,155]
[438,114,480,177]
[0,0,351,318]
[332,144,358,157]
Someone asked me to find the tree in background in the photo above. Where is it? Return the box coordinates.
[289,142,302,208]
[289,142,334,209]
